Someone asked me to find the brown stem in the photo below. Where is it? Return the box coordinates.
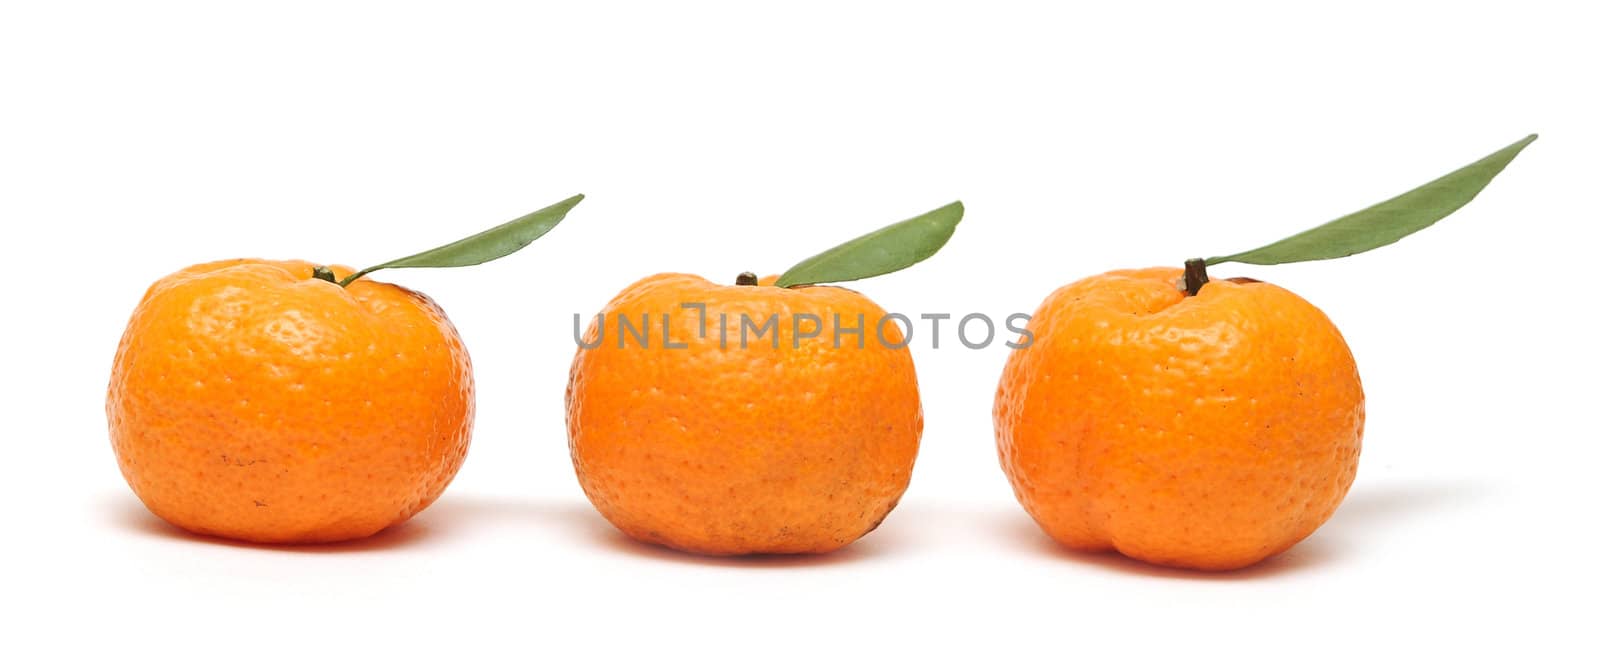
[735,271,759,286]
[311,266,339,284]
[1182,258,1209,296]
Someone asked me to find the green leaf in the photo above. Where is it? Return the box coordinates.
[339,193,584,286]
[775,200,964,288]
[1206,134,1536,266]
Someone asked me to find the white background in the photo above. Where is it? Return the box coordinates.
[3,1,1594,649]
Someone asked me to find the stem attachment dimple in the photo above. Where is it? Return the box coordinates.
[735,272,759,286]
[1181,258,1209,296]
[311,266,339,284]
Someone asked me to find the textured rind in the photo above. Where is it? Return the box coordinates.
[566,273,923,555]
[994,267,1364,570]
[107,259,474,544]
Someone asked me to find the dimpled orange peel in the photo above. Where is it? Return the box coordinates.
[108,195,583,544]
[996,135,1536,570]
[567,201,962,555]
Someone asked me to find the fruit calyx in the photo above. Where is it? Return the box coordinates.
[312,266,340,284]
[1179,258,1209,296]
[735,272,759,286]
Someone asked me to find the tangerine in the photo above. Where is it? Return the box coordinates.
[107,259,473,544]
[566,272,922,555]
[994,267,1363,570]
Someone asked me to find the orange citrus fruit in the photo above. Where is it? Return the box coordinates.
[566,272,922,555]
[107,259,473,544]
[994,267,1364,570]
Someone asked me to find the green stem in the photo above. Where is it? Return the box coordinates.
[311,266,339,284]
[337,266,377,287]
